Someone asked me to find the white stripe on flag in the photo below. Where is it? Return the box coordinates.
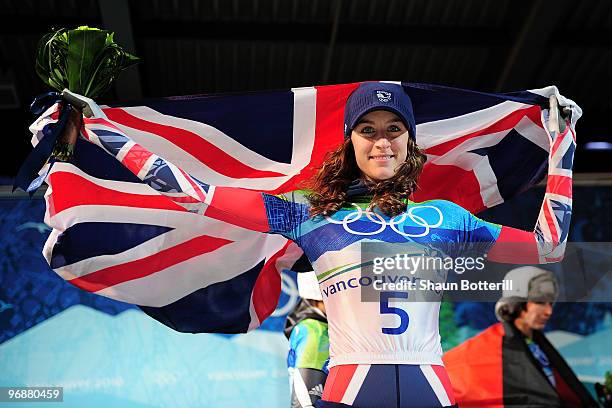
[114,106,297,172]
[137,153,158,180]
[52,222,208,280]
[95,234,289,306]
[341,365,370,405]
[246,297,261,331]
[537,204,553,244]
[416,101,533,149]
[46,163,161,195]
[515,116,549,152]
[545,193,572,206]
[291,86,317,174]
[549,167,572,178]
[204,185,215,205]
[89,118,296,189]
[116,140,136,163]
[472,155,504,208]
[29,103,60,147]
[419,365,451,407]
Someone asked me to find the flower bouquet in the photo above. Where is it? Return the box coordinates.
[35,25,139,160]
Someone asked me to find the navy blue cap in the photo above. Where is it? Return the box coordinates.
[343,82,416,141]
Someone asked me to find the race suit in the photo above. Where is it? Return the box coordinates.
[78,108,575,407]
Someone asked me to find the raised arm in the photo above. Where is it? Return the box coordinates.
[488,103,575,264]
[72,98,308,240]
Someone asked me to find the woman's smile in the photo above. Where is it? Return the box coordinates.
[369,154,395,161]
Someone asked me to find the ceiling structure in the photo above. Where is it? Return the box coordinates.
[1,0,612,176]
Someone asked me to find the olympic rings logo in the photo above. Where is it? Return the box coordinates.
[325,204,444,237]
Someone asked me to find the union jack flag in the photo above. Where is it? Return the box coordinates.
[29,82,580,333]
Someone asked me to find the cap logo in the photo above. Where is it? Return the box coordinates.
[376,90,392,102]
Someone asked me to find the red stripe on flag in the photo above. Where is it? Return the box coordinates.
[322,364,359,403]
[425,105,542,157]
[121,144,154,175]
[69,234,233,291]
[550,124,575,158]
[178,168,206,202]
[169,195,201,204]
[47,171,185,217]
[103,108,284,179]
[546,175,572,198]
[412,163,485,214]
[543,201,559,244]
[84,117,124,132]
[545,255,564,262]
[250,242,292,323]
[550,130,565,158]
[432,365,456,405]
[269,83,358,194]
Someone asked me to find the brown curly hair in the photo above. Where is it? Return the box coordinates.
[306,137,427,217]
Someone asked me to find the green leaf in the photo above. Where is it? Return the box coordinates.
[35,26,140,98]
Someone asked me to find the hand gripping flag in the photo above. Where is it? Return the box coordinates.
[27,82,580,333]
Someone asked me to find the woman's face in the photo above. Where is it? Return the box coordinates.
[350,110,409,181]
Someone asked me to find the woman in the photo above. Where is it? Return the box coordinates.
[73,82,574,407]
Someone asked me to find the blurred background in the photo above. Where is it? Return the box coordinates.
[1,1,611,407]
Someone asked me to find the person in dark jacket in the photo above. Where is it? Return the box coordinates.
[443,266,598,407]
